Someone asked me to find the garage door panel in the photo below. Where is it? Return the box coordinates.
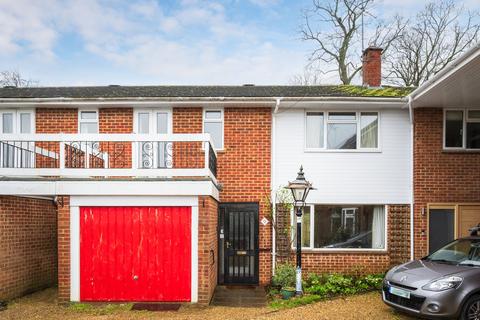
[80,206,191,302]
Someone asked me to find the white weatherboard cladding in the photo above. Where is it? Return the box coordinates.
[273,108,411,204]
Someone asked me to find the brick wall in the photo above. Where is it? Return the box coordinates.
[198,196,218,304]
[57,196,71,302]
[0,196,57,301]
[173,107,272,285]
[274,204,411,275]
[36,108,78,133]
[99,108,133,168]
[414,108,480,258]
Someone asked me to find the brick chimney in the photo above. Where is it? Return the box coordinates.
[362,47,383,87]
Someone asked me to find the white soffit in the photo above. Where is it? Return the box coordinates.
[411,45,480,108]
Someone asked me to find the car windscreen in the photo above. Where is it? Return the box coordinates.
[425,239,480,265]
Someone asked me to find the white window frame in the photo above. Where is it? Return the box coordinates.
[78,108,99,134]
[304,110,381,152]
[444,108,480,150]
[133,107,173,169]
[291,204,388,252]
[0,109,35,134]
[203,108,224,151]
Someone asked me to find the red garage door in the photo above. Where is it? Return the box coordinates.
[80,206,191,302]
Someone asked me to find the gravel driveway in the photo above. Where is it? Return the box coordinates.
[1,288,415,320]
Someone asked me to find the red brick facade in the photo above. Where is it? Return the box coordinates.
[36,108,78,133]
[413,108,480,258]
[173,107,273,285]
[0,196,57,301]
[198,196,218,303]
[57,196,71,302]
[274,204,411,275]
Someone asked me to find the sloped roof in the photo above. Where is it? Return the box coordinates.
[0,85,413,99]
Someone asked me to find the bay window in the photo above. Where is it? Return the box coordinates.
[306,111,379,150]
[445,109,480,149]
[293,204,386,250]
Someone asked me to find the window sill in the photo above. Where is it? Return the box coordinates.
[442,149,480,154]
[292,248,388,254]
[304,148,382,153]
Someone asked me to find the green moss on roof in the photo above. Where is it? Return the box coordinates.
[336,85,414,97]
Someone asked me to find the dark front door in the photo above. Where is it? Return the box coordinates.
[218,203,259,284]
[429,208,455,254]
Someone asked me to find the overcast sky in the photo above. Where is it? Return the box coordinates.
[0,0,476,86]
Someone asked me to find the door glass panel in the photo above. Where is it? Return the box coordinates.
[156,113,168,134]
[429,209,455,254]
[204,122,223,149]
[20,113,31,133]
[2,113,13,133]
[138,113,149,134]
[80,123,98,134]
[445,111,463,148]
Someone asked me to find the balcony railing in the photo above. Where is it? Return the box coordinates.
[0,134,217,181]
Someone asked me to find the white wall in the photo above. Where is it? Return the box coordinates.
[273,107,411,204]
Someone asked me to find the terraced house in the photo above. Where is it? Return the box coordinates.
[0,45,478,304]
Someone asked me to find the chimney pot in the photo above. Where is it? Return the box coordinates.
[362,47,383,87]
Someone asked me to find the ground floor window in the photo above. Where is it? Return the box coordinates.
[293,204,386,250]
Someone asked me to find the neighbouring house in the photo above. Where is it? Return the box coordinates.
[409,44,480,258]
[0,44,477,305]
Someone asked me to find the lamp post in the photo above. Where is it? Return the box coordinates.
[286,166,314,296]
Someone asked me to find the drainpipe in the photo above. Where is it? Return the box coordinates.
[408,95,415,261]
[272,97,282,275]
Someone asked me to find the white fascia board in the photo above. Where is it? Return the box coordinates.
[0,180,219,201]
[70,195,199,207]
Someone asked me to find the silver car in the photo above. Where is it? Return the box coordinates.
[383,237,480,319]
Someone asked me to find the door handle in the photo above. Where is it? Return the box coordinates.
[226,241,231,248]
[133,275,139,281]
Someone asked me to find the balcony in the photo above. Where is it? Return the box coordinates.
[0,134,217,182]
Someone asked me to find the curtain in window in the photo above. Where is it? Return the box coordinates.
[360,113,378,148]
[372,206,385,249]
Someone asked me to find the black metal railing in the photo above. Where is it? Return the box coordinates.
[208,142,217,178]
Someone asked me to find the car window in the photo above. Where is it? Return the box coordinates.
[428,239,480,265]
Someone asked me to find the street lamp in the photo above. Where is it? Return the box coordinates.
[286,165,314,296]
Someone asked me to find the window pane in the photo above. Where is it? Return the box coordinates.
[2,113,13,133]
[306,112,324,148]
[205,111,222,120]
[138,113,149,134]
[81,111,97,120]
[313,205,385,249]
[204,122,223,149]
[445,111,463,148]
[467,122,480,149]
[20,113,31,133]
[156,113,168,134]
[80,123,98,134]
[360,112,378,148]
[468,110,480,119]
[327,123,357,149]
[328,112,356,120]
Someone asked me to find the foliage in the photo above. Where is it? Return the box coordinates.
[69,302,133,315]
[270,272,385,309]
[272,264,296,289]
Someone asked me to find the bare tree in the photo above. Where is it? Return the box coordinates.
[0,70,38,87]
[300,0,404,85]
[289,66,323,85]
[384,0,479,87]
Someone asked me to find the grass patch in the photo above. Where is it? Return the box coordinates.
[69,302,133,315]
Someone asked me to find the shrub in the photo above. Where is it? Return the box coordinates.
[272,263,296,289]
[304,273,384,296]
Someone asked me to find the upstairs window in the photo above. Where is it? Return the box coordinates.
[0,109,34,134]
[445,109,480,149]
[305,111,379,150]
[79,110,98,134]
[203,109,223,149]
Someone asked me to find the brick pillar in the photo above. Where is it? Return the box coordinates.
[57,196,70,302]
[362,47,383,87]
[388,205,411,266]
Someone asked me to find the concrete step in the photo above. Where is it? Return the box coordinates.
[211,286,267,307]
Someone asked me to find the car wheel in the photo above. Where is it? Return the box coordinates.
[462,295,480,320]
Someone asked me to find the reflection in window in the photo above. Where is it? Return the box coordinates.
[327,123,357,149]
